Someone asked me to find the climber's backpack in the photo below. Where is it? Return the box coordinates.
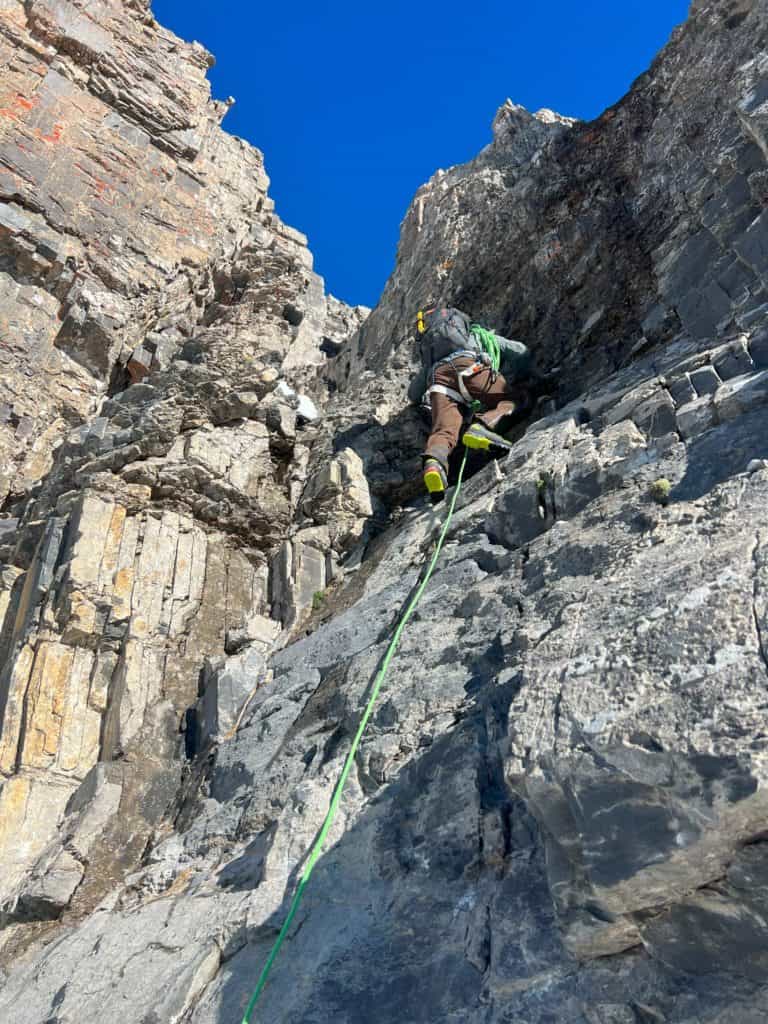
[416,307,478,368]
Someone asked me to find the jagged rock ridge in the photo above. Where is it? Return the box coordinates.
[0,1,768,1023]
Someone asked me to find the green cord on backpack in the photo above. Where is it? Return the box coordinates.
[470,325,501,373]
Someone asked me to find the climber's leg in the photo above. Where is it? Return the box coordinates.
[462,369,519,450]
[424,366,465,469]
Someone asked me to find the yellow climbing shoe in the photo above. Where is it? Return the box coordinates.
[423,458,447,494]
[462,423,513,451]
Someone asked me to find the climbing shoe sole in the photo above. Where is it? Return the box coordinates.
[424,468,446,493]
[463,426,514,451]
[462,433,492,451]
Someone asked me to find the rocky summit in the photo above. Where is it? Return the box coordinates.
[0,1,767,1022]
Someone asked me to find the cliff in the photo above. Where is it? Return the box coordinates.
[0,1,767,1022]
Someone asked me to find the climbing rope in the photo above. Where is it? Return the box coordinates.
[241,448,470,1023]
[470,324,501,372]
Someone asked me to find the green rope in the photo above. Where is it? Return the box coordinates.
[470,325,501,372]
[241,448,470,1023]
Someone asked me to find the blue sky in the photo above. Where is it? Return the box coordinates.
[152,1,691,308]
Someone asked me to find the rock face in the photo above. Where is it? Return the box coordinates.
[0,0,366,506]
[1,1,768,1023]
[332,0,768,423]
[0,0,368,955]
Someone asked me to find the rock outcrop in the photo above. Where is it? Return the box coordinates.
[1,1,768,1023]
[0,0,368,956]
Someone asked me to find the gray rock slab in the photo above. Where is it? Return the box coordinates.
[667,373,696,406]
[674,407,768,501]
[689,364,722,396]
[4,3,768,1023]
[676,394,716,439]
[748,326,768,368]
[712,336,755,380]
[713,369,768,422]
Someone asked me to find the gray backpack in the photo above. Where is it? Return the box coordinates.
[417,307,478,368]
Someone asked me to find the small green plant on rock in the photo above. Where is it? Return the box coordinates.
[312,590,326,612]
[650,478,672,505]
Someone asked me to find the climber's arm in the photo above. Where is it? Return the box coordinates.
[496,335,532,381]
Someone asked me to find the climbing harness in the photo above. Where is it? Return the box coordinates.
[241,449,470,1023]
[427,381,467,405]
[456,359,493,406]
[425,350,493,413]
[421,325,501,412]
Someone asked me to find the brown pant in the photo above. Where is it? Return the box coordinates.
[425,357,519,468]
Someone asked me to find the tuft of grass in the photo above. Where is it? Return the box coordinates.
[312,590,325,612]
[650,478,672,505]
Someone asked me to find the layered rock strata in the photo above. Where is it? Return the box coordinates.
[0,0,368,955]
[0,0,364,504]
[1,1,768,1023]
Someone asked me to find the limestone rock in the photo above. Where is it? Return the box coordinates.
[2,2,768,1023]
[301,447,376,549]
[269,527,331,629]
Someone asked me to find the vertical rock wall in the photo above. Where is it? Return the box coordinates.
[1,1,768,1023]
[0,0,368,507]
[0,0,254,500]
[0,0,368,947]
[332,0,768,408]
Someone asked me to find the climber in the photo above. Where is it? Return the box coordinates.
[408,307,532,495]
